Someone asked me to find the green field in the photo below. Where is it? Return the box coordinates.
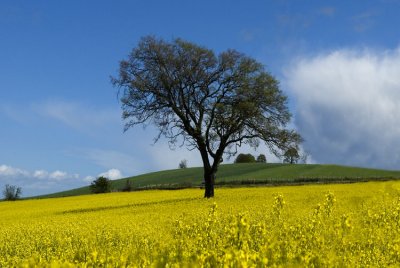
[41,163,400,198]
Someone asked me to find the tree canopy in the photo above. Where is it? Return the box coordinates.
[2,184,22,201]
[283,147,300,164]
[234,153,256,163]
[257,154,267,163]
[90,176,112,194]
[112,36,301,197]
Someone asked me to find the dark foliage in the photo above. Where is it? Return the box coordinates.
[3,184,22,201]
[257,154,267,163]
[179,159,188,169]
[235,153,256,163]
[112,36,301,197]
[283,147,300,164]
[90,176,112,194]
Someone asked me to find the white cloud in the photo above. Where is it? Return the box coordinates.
[49,170,68,181]
[0,164,29,177]
[83,169,123,183]
[83,175,95,183]
[286,46,400,169]
[1,164,86,196]
[98,169,123,180]
[33,170,49,179]
[32,169,78,181]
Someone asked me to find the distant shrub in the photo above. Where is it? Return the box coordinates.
[90,176,112,194]
[234,153,256,163]
[3,184,22,201]
[179,159,188,169]
[283,147,300,164]
[256,154,267,163]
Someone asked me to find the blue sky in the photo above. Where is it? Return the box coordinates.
[1,0,400,196]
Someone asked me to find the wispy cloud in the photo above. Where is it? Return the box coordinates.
[0,163,125,196]
[318,7,336,17]
[0,164,83,196]
[77,148,143,175]
[277,13,312,29]
[32,169,79,181]
[34,100,121,133]
[2,99,123,136]
[0,165,79,183]
[285,46,400,170]
[239,29,260,42]
[351,11,378,33]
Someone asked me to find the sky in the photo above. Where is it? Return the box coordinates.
[1,0,400,197]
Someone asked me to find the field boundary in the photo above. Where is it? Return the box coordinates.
[130,176,400,191]
[32,163,400,199]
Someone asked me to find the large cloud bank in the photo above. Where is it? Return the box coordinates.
[286,47,400,170]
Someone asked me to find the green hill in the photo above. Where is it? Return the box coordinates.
[39,163,400,198]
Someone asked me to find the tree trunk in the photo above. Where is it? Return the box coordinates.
[204,171,215,198]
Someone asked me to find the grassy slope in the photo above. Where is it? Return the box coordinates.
[40,163,400,198]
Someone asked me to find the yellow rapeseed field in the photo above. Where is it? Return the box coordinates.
[1,181,400,267]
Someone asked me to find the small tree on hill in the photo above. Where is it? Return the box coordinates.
[3,184,22,201]
[179,159,188,169]
[257,154,267,163]
[235,153,256,163]
[90,176,112,194]
[283,147,300,164]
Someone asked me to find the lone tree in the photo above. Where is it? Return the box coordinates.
[3,184,22,201]
[179,159,188,169]
[112,36,301,198]
[283,147,300,164]
[90,176,112,194]
[257,154,267,163]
